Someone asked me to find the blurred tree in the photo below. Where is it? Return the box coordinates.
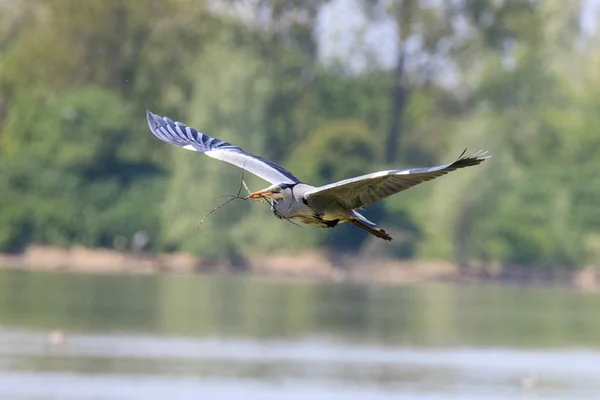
[417,0,598,271]
[0,87,163,251]
[0,0,217,252]
[360,0,457,163]
[233,0,325,161]
[160,30,271,260]
[0,0,598,273]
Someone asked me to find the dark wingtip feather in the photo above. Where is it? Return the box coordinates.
[453,149,491,168]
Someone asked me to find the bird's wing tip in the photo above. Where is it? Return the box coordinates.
[475,149,492,160]
[146,110,158,130]
[459,149,491,161]
[147,110,162,122]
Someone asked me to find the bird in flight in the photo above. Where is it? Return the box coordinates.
[146,111,489,241]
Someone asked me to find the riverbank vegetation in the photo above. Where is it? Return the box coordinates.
[1,1,600,273]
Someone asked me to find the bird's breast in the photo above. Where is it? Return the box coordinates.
[272,200,308,219]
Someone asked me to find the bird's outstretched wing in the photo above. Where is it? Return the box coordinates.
[304,150,490,210]
[146,111,300,184]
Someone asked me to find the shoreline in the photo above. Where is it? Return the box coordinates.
[1,245,599,291]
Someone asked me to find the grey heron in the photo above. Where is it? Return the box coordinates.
[147,111,489,241]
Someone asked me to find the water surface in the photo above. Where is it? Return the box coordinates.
[0,270,598,399]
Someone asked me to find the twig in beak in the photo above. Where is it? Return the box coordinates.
[237,166,247,197]
[195,196,241,230]
[242,180,251,196]
[193,169,302,236]
[193,170,269,236]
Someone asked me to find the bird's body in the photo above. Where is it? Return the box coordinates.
[146,111,489,241]
[266,183,324,225]
[266,182,352,227]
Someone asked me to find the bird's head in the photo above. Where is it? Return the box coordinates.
[248,183,294,200]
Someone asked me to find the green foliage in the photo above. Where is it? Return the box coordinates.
[159,31,271,258]
[0,87,164,251]
[287,120,376,185]
[1,0,599,272]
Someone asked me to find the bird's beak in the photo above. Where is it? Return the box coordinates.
[248,189,275,199]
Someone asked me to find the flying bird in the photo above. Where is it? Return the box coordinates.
[146,111,489,241]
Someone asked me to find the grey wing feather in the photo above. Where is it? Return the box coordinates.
[146,111,300,184]
[305,150,490,210]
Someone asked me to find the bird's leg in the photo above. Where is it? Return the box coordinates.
[349,219,393,241]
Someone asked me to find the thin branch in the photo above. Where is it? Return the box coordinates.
[193,169,252,236]
[193,169,304,235]
[237,167,246,197]
[242,179,251,195]
[268,198,303,228]
[195,196,246,229]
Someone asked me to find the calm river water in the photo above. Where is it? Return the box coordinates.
[0,269,599,399]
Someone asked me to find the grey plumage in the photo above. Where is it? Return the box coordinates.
[146,111,490,241]
[304,149,489,210]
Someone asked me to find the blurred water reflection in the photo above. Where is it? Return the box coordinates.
[0,270,599,399]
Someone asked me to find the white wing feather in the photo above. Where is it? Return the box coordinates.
[147,111,299,185]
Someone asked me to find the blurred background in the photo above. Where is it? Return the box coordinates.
[1,0,600,399]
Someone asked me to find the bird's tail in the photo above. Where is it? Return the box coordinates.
[349,219,393,241]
